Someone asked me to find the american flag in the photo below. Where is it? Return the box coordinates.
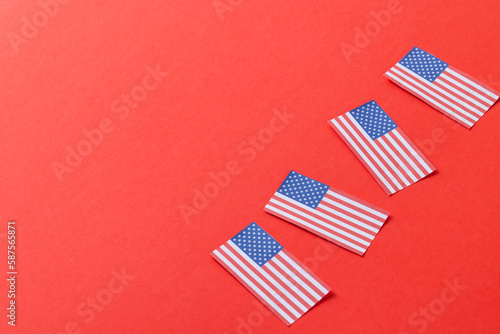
[385,46,500,129]
[211,222,330,326]
[264,171,389,256]
[328,100,436,195]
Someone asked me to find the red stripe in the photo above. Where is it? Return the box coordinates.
[445,66,498,104]
[267,196,371,248]
[264,198,371,255]
[261,261,314,308]
[447,66,500,97]
[221,244,299,322]
[210,250,293,326]
[380,131,425,179]
[325,188,390,218]
[316,199,380,235]
[227,243,303,319]
[388,130,429,177]
[264,202,366,256]
[342,115,405,191]
[269,195,374,243]
[393,128,435,174]
[274,252,327,298]
[375,135,418,183]
[437,74,490,111]
[372,134,415,186]
[390,65,482,121]
[385,68,475,128]
[280,249,331,293]
[265,257,319,303]
[433,79,486,115]
[328,119,393,195]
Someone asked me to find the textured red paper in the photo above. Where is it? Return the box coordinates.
[0,1,499,333]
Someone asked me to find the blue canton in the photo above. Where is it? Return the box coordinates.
[349,100,397,140]
[277,171,329,209]
[398,46,448,82]
[231,222,283,267]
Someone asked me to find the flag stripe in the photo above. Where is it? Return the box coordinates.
[346,113,412,187]
[377,136,418,182]
[264,261,316,307]
[384,131,426,177]
[434,77,488,113]
[329,119,394,194]
[211,249,294,325]
[445,68,498,102]
[265,259,322,303]
[271,193,375,241]
[266,200,371,247]
[385,67,476,128]
[385,49,499,128]
[265,184,390,256]
[317,200,380,234]
[264,201,368,254]
[340,115,404,191]
[394,64,481,121]
[279,250,330,294]
[330,114,434,195]
[228,241,309,313]
[265,205,366,256]
[447,67,500,99]
[326,188,389,220]
[212,223,330,326]
[384,70,474,128]
[270,256,322,301]
[393,128,434,174]
[434,78,488,114]
[280,249,331,293]
[220,244,301,320]
[320,195,385,230]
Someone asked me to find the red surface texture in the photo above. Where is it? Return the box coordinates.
[0,0,499,333]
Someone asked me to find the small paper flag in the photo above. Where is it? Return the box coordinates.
[328,100,436,195]
[264,171,389,255]
[385,46,499,128]
[211,222,331,326]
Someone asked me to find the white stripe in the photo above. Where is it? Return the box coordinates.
[347,113,410,186]
[393,130,433,174]
[387,68,476,126]
[271,257,322,300]
[377,136,418,183]
[265,203,367,252]
[446,68,499,100]
[264,261,315,307]
[326,190,387,220]
[440,72,493,105]
[220,245,301,319]
[331,118,395,193]
[320,195,384,228]
[317,201,379,233]
[397,64,482,118]
[272,194,374,241]
[384,133,425,178]
[212,250,294,324]
[434,77,488,112]
[339,116,403,190]
[228,241,308,313]
[279,252,330,295]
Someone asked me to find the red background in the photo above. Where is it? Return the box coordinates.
[0,0,499,333]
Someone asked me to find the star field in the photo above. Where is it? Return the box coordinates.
[398,46,449,82]
[349,101,397,140]
[277,171,329,209]
[231,222,283,266]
